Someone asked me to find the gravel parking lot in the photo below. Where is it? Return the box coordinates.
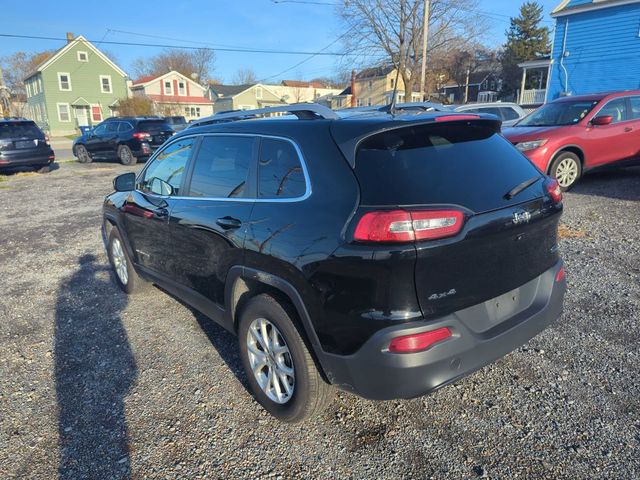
[1,160,639,479]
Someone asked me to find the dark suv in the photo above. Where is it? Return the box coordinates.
[102,105,566,422]
[73,117,174,165]
[0,118,54,172]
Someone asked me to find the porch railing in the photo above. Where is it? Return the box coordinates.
[520,89,546,105]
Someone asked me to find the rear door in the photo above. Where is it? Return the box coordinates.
[84,123,109,155]
[168,134,256,306]
[121,137,196,274]
[354,121,561,319]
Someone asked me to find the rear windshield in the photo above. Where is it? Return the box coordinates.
[0,121,43,140]
[355,122,542,212]
[137,120,172,132]
[166,117,186,124]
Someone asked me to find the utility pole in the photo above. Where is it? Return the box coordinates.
[419,0,430,102]
[463,67,470,104]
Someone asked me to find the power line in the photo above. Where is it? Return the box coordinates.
[0,33,361,57]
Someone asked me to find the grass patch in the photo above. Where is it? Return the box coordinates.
[64,134,78,140]
[558,223,587,239]
[57,158,78,164]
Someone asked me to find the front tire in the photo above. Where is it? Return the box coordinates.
[238,294,333,423]
[550,152,582,191]
[117,145,137,166]
[107,228,146,294]
[75,144,92,164]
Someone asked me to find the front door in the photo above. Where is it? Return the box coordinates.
[585,97,635,168]
[121,137,196,275]
[75,106,89,127]
[168,134,257,306]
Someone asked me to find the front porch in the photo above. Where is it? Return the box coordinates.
[518,58,552,107]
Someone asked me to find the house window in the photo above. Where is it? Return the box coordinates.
[367,98,372,106]
[390,78,395,89]
[26,82,31,97]
[100,75,112,94]
[336,98,343,107]
[164,80,173,95]
[77,51,89,62]
[57,103,71,122]
[58,73,71,91]
[185,107,190,115]
[178,81,186,96]
[368,80,373,90]
[356,98,363,107]
[255,87,263,100]
[91,105,102,122]
[38,77,43,93]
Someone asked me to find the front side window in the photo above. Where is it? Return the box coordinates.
[258,138,306,199]
[501,107,521,121]
[518,100,599,127]
[597,98,628,123]
[58,73,71,91]
[140,138,194,196]
[118,122,133,132]
[188,136,254,198]
[92,124,108,135]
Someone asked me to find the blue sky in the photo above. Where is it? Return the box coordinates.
[1,0,560,83]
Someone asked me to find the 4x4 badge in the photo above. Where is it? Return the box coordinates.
[512,211,532,225]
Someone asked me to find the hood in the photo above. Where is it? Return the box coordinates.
[502,125,570,143]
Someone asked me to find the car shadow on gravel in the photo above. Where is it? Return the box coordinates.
[54,254,137,479]
[574,167,640,201]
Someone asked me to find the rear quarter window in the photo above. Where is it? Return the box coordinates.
[354,122,542,213]
[258,138,306,199]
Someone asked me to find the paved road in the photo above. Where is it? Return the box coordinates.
[1,162,639,479]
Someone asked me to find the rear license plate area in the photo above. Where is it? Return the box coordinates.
[15,140,36,149]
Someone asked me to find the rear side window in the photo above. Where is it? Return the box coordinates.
[630,97,640,119]
[188,136,254,198]
[354,122,542,213]
[137,120,171,132]
[140,138,194,195]
[118,122,133,132]
[0,121,43,139]
[105,122,118,133]
[501,107,521,121]
[258,138,306,199]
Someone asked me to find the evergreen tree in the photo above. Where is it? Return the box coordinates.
[500,2,550,98]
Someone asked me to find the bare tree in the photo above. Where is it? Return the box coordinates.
[339,0,487,99]
[0,51,54,95]
[131,48,215,83]
[233,68,258,85]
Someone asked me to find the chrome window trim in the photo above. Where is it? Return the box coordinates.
[136,132,312,203]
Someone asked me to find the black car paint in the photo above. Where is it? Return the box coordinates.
[73,118,174,160]
[0,119,54,170]
[103,112,566,399]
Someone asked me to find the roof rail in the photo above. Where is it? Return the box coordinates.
[190,103,339,127]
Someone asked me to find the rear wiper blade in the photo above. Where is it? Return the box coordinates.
[504,176,540,200]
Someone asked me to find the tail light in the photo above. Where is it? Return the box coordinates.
[555,266,566,282]
[44,135,50,145]
[133,132,151,140]
[545,177,562,203]
[388,327,452,353]
[435,114,480,122]
[354,209,465,243]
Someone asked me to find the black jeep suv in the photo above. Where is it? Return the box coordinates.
[0,118,54,172]
[102,104,566,422]
[73,116,174,165]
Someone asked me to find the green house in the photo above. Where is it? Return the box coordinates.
[24,34,129,136]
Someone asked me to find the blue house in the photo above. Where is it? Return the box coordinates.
[518,0,640,105]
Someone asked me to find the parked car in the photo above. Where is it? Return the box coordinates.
[0,118,54,173]
[73,117,174,165]
[102,104,566,422]
[164,116,188,132]
[503,91,640,190]
[454,102,526,127]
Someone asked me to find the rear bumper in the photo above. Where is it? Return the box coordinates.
[321,262,566,400]
[0,150,55,168]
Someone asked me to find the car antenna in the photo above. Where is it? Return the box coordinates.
[386,67,402,116]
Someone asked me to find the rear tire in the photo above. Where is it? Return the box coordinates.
[75,144,92,164]
[238,294,334,423]
[550,152,582,191]
[107,228,146,294]
[118,145,137,166]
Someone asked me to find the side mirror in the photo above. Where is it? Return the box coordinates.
[113,172,135,192]
[592,115,613,126]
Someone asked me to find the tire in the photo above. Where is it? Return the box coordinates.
[107,228,146,294]
[549,151,582,191]
[75,144,92,164]
[238,294,334,423]
[118,145,137,166]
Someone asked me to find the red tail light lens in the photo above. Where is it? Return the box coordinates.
[545,177,563,203]
[555,266,566,282]
[354,209,465,243]
[388,327,452,353]
[133,132,151,140]
[435,114,480,122]
[44,134,50,145]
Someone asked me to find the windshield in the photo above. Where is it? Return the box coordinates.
[517,100,599,127]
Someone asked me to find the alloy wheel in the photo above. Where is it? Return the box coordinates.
[246,318,295,404]
[111,238,128,285]
[555,158,579,188]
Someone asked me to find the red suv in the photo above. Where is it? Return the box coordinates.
[503,91,640,190]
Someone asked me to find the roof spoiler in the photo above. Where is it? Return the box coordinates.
[189,103,339,127]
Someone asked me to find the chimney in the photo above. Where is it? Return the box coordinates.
[66,32,74,44]
[350,69,356,108]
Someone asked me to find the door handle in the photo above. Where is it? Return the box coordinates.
[216,216,242,229]
[624,127,633,132]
